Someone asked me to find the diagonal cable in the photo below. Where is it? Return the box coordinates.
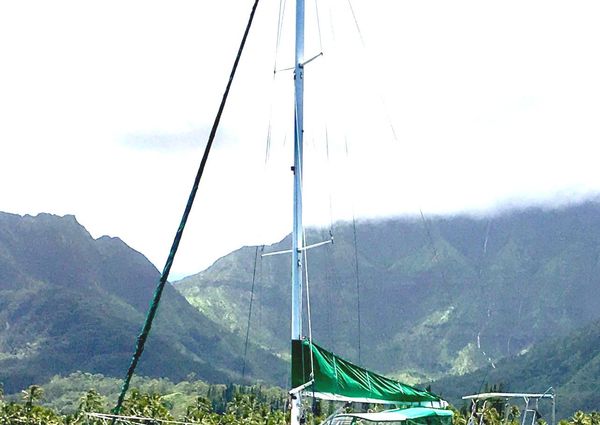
[242,246,261,378]
[111,0,262,419]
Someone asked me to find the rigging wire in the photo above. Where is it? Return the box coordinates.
[324,128,335,236]
[257,245,264,332]
[242,246,262,379]
[321,127,336,350]
[344,137,362,364]
[419,209,448,293]
[419,209,440,265]
[265,0,288,164]
[110,0,262,419]
[327,1,336,42]
[302,227,316,378]
[274,0,288,74]
[345,0,365,45]
[313,0,324,53]
[343,0,398,142]
[351,214,362,365]
[265,99,274,164]
[324,232,340,351]
[301,227,320,420]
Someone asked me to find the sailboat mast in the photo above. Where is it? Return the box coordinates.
[291,0,305,424]
[292,0,305,342]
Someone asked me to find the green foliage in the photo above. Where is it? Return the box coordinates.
[21,385,44,410]
[1,384,64,425]
[429,314,600,418]
[77,389,106,414]
[452,403,600,425]
[4,198,600,422]
[0,378,291,424]
[0,212,286,394]
[183,396,214,423]
[2,377,600,425]
[552,411,600,425]
[121,388,174,421]
[5,205,600,400]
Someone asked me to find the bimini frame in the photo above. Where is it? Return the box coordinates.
[462,389,555,425]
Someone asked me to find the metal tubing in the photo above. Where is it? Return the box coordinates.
[291,1,305,425]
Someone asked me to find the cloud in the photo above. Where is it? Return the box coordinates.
[2,0,600,277]
[120,128,211,152]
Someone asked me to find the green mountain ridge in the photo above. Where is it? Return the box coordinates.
[3,201,600,411]
[176,201,600,384]
[0,212,286,393]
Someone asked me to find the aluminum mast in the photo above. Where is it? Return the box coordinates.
[291,0,305,424]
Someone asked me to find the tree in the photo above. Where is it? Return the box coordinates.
[571,411,592,425]
[183,396,217,424]
[22,384,44,412]
[121,389,174,421]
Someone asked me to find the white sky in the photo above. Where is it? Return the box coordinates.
[1,0,599,279]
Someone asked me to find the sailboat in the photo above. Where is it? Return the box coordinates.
[87,1,454,424]
[286,1,451,425]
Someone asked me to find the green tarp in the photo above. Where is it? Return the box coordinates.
[291,339,442,405]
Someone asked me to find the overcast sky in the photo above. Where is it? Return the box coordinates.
[1,0,599,278]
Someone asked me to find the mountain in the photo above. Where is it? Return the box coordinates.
[0,212,286,393]
[428,316,600,419]
[176,201,600,383]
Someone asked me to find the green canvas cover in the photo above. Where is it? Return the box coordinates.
[291,340,442,404]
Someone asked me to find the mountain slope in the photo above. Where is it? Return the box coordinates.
[0,212,286,393]
[428,316,600,418]
[176,201,600,382]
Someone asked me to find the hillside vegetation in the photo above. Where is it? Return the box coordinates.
[177,201,600,383]
[2,372,599,424]
[429,316,600,418]
[3,202,600,415]
[0,212,286,393]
